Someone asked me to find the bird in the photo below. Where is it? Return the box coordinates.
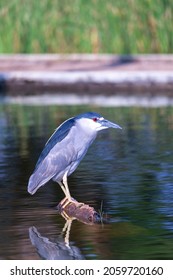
[27,112,122,205]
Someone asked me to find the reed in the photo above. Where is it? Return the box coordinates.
[0,0,173,53]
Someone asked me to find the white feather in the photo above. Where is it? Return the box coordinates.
[76,117,106,131]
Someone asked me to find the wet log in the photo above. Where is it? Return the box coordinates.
[56,198,102,225]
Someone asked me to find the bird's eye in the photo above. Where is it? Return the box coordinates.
[92,117,98,122]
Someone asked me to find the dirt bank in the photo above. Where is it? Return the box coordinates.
[0,54,173,95]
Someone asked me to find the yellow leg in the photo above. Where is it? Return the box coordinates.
[61,219,74,248]
[62,171,71,200]
[58,181,66,195]
[58,172,73,209]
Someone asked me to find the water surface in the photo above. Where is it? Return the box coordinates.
[0,104,173,259]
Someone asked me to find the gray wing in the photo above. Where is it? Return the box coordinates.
[27,117,76,195]
[35,117,75,169]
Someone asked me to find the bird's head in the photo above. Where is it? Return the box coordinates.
[75,112,122,132]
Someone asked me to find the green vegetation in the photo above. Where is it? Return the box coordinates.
[0,0,173,54]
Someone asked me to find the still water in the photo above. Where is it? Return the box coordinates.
[0,104,173,260]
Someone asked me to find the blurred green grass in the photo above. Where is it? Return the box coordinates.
[0,0,173,54]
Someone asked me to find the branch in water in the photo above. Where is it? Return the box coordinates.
[57,198,102,224]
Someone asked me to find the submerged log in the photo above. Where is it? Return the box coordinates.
[56,198,102,225]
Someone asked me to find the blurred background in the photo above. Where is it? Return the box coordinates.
[0,0,173,54]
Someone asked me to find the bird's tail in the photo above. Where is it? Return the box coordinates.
[27,160,55,195]
[27,173,42,195]
[27,168,54,195]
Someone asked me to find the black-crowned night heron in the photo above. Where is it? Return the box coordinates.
[27,112,122,204]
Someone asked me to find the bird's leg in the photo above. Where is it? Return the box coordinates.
[61,218,74,248]
[58,172,75,209]
[58,181,72,208]
[58,181,67,196]
[58,172,84,209]
[64,219,73,248]
[62,171,71,201]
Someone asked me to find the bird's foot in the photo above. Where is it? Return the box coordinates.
[58,197,85,212]
[61,209,76,221]
[59,196,77,210]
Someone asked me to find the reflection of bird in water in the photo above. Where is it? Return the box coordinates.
[27,112,121,206]
[29,220,84,260]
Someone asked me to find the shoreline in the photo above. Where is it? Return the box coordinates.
[2,93,173,107]
[1,54,173,95]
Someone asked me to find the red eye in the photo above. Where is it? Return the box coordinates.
[93,118,98,122]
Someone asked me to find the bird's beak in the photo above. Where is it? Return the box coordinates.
[99,119,122,129]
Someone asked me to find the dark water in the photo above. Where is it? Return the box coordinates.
[0,104,173,260]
